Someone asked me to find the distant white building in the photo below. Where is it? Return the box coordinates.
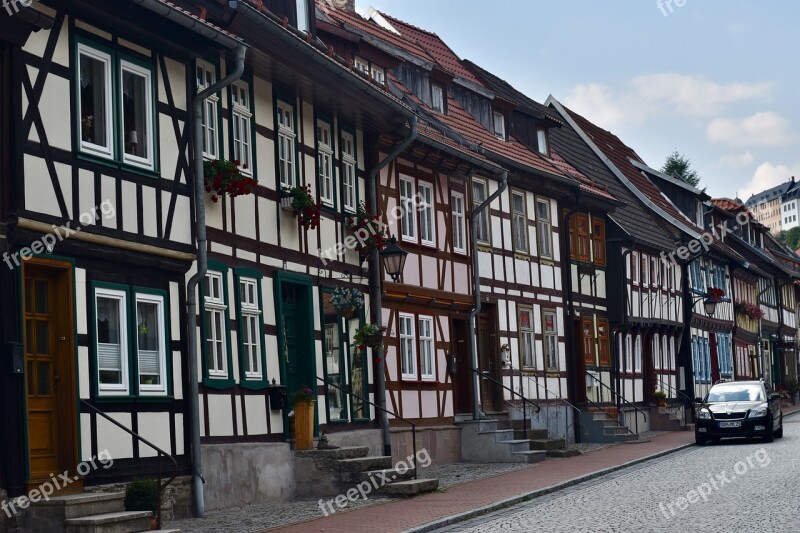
[782,181,800,231]
[745,176,800,234]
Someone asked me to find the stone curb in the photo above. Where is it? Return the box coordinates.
[405,409,800,533]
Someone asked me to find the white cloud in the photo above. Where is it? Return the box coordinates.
[706,112,793,147]
[563,73,773,129]
[739,161,800,201]
[719,150,755,168]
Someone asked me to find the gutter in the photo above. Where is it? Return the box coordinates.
[367,117,418,456]
[131,0,244,49]
[469,170,508,419]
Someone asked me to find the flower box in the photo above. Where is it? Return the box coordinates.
[280,195,294,210]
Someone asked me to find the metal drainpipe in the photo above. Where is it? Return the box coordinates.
[469,170,508,420]
[187,44,247,518]
[562,188,580,441]
[614,242,633,420]
[367,117,417,457]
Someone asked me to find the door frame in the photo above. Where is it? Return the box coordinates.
[22,256,80,491]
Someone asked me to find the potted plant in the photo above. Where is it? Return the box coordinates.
[354,323,388,350]
[345,202,387,256]
[125,478,160,529]
[785,379,799,405]
[653,390,667,408]
[707,287,725,303]
[203,159,257,203]
[281,185,322,230]
[330,287,364,319]
[290,385,316,450]
[734,301,764,320]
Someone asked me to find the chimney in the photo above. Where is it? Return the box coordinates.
[331,0,357,11]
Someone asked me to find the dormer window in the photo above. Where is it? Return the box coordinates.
[370,65,385,85]
[296,0,309,32]
[536,127,549,156]
[431,84,444,113]
[493,111,506,139]
[354,56,369,75]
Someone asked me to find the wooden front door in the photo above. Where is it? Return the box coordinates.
[23,259,79,493]
[477,307,501,412]
[452,318,472,414]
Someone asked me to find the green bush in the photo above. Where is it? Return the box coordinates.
[124,478,159,513]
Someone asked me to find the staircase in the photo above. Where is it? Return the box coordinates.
[19,492,180,533]
[494,411,581,458]
[458,418,546,463]
[579,407,638,443]
[294,446,438,498]
[649,406,689,431]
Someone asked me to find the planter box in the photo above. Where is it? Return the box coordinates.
[363,333,383,349]
[280,196,294,210]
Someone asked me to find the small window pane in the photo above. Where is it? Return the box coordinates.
[122,68,149,159]
[79,51,109,150]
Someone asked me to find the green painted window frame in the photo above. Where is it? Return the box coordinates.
[200,261,235,389]
[234,268,269,390]
[339,124,360,215]
[132,286,173,399]
[274,92,301,190]
[315,113,338,211]
[227,77,257,180]
[73,34,160,177]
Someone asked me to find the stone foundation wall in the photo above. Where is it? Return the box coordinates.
[390,425,461,465]
[325,428,382,456]
[84,475,193,520]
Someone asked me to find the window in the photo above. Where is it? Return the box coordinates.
[277,100,296,188]
[543,310,558,371]
[95,288,128,394]
[597,319,609,366]
[519,306,535,369]
[370,65,385,85]
[511,191,528,253]
[399,313,416,379]
[400,175,417,241]
[570,214,590,262]
[690,260,704,292]
[204,271,228,378]
[582,318,594,365]
[238,278,263,380]
[136,293,167,393]
[634,334,642,372]
[197,60,219,159]
[78,44,113,159]
[651,257,659,287]
[669,336,676,370]
[631,252,639,285]
[536,127,549,156]
[419,182,435,245]
[592,219,605,266]
[431,84,444,113]
[452,192,466,254]
[661,335,668,371]
[493,111,505,139]
[341,131,357,212]
[617,333,624,371]
[653,333,661,370]
[295,0,309,32]
[354,56,369,75]
[419,316,435,380]
[536,199,552,259]
[231,81,253,174]
[641,254,650,286]
[625,334,633,372]
[77,41,156,170]
[317,120,335,206]
[473,179,490,244]
[717,333,732,377]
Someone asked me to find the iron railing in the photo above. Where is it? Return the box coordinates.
[472,368,540,432]
[81,400,177,529]
[585,371,647,435]
[317,376,418,479]
[513,370,581,444]
[655,375,693,430]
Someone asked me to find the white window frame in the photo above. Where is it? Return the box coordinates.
[239,278,263,380]
[493,110,505,139]
[631,251,639,285]
[536,198,552,259]
[231,81,253,175]
[472,178,490,245]
[662,335,669,372]
[196,60,220,160]
[419,182,435,246]
[400,175,417,242]
[653,333,661,370]
[511,191,528,253]
[451,192,466,254]
[120,60,155,170]
[431,84,444,113]
[354,56,369,75]
[370,65,385,85]
[317,120,335,206]
[536,127,549,156]
[399,313,417,379]
[341,131,357,212]
[135,292,167,395]
[625,334,633,372]
[277,100,297,188]
[634,334,642,373]
[78,43,114,160]
[519,306,535,369]
[205,271,228,378]
[543,310,559,371]
[95,288,129,395]
[419,315,435,381]
[295,0,309,32]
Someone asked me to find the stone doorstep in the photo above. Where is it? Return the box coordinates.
[528,438,566,451]
[27,492,126,519]
[377,478,439,496]
[335,456,393,472]
[477,429,516,442]
[294,446,371,462]
[65,511,151,526]
[340,467,417,484]
[65,510,152,533]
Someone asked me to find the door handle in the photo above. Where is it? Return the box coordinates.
[54,373,60,390]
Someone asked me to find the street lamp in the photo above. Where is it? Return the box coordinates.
[381,236,407,282]
[703,297,718,316]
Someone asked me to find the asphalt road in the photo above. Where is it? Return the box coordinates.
[435,412,800,532]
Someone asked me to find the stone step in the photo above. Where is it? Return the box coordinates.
[509,450,547,463]
[296,446,370,462]
[478,429,516,442]
[499,439,534,454]
[603,426,631,436]
[546,448,582,458]
[377,478,439,496]
[27,491,126,520]
[528,438,566,451]
[526,428,549,440]
[340,467,416,484]
[336,455,393,472]
[64,510,152,533]
[496,418,532,431]
[454,413,474,423]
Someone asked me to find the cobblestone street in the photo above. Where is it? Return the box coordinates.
[435,415,800,532]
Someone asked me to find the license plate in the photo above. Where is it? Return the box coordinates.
[719,421,741,428]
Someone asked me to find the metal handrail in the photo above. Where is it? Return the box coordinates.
[81,400,177,529]
[655,375,693,429]
[472,369,540,436]
[585,371,647,435]
[317,376,417,479]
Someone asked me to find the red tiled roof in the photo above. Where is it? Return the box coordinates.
[712,198,743,211]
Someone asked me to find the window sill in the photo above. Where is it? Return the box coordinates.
[203,376,234,390]
[240,379,270,391]
[513,252,530,261]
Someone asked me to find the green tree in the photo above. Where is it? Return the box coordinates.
[662,150,700,187]
[784,227,800,250]
[776,230,787,244]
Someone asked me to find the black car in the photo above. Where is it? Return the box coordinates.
[695,380,783,444]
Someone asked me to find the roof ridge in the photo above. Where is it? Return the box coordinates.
[380,11,440,37]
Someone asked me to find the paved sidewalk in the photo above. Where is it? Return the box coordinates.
[264,430,696,533]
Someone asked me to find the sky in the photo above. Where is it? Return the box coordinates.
[357,0,800,202]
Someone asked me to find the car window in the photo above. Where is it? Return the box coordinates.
[707,385,763,402]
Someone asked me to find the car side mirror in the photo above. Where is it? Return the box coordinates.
[770,393,781,402]
[694,397,703,403]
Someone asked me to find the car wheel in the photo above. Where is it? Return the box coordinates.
[764,416,775,443]
[695,434,708,445]
[775,415,783,439]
